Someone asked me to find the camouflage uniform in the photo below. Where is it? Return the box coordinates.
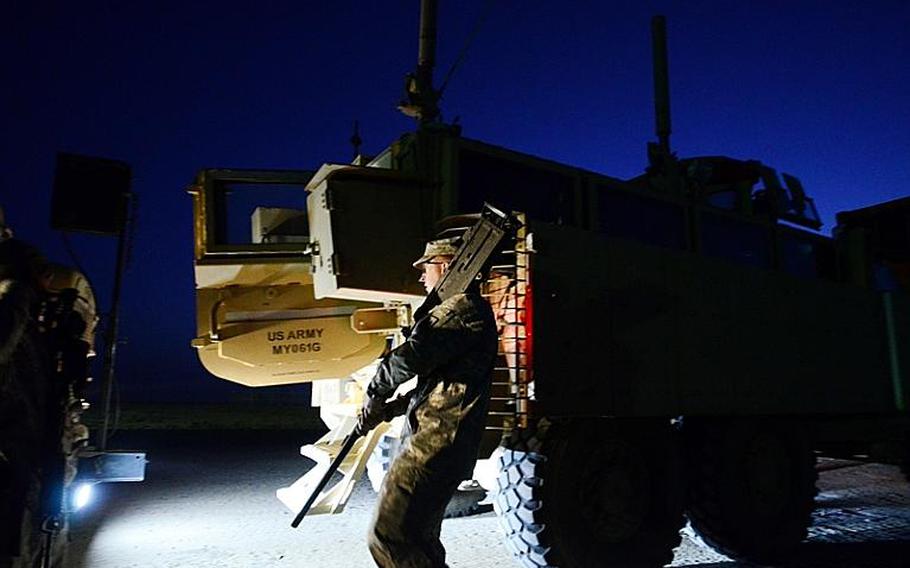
[366,290,498,568]
[0,239,51,566]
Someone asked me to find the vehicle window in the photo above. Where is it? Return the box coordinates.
[597,188,686,250]
[780,231,837,280]
[458,149,576,225]
[874,209,910,259]
[706,189,737,210]
[700,211,770,268]
[212,182,308,246]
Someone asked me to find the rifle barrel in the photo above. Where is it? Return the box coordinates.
[291,432,359,528]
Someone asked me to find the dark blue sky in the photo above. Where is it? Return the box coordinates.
[3,1,909,401]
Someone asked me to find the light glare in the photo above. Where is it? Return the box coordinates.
[74,483,94,510]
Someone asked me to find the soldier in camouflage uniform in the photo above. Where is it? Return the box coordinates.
[358,236,498,568]
[0,207,53,567]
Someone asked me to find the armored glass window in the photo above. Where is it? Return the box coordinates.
[213,182,308,246]
[597,188,686,250]
[458,148,576,226]
[779,230,836,280]
[706,189,738,211]
[192,169,314,260]
[700,211,770,268]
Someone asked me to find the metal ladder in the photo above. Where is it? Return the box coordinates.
[484,215,532,435]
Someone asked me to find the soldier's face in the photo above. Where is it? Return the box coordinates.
[419,257,450,293]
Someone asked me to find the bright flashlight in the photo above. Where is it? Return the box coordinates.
[73,483,94,511]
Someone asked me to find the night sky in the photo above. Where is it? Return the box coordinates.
[4,1,909,402]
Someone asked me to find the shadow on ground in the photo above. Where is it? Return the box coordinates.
[674,541,910,568]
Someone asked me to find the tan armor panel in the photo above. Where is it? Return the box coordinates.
[307,165,430,303]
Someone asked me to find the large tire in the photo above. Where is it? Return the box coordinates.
[685,418,817,565]
[900,431,910,483]
[494,418,685,568]
[367,434,401,493]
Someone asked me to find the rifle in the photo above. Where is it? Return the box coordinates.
[409,203,521,329]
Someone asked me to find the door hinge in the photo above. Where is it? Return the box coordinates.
[321,188,335,211]
[327,253,342,276]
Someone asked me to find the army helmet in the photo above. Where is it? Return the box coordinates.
[412,236,462,268]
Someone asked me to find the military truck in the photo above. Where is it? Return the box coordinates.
[187,7,910,568]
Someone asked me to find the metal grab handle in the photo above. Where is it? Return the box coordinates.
[290,432,361,527]
[208,299,225,341]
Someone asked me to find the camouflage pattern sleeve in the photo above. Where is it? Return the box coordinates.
[366,296,479,400]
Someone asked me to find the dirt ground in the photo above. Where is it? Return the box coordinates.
[65,430,910,568]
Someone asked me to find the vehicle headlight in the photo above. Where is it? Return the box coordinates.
[72,482,94,511]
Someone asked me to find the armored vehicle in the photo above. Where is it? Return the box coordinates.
[187,6,910,567]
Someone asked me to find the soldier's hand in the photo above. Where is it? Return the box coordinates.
[383,394,411,420]
[356,395,387,436]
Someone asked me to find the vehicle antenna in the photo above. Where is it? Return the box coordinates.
[398,0,441,124]
[437,0,497,98]
[350,120,362,160]
[651,15,672,155]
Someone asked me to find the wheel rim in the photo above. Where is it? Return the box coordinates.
[744,433,792,518]
[685,420,817,565]
[576,441,649,543]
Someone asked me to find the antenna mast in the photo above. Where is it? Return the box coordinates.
[399,0,441,123]
[651,15,672,154]
[417,0,437,92]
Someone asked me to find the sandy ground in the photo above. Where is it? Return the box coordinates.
[65,430,910,568]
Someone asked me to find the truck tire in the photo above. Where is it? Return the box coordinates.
[494,418,684,568]
[685,419,817,565]
[901,432,910,483]
[367,434,401,493]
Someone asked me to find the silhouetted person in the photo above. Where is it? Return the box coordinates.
[0,206,56,567]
